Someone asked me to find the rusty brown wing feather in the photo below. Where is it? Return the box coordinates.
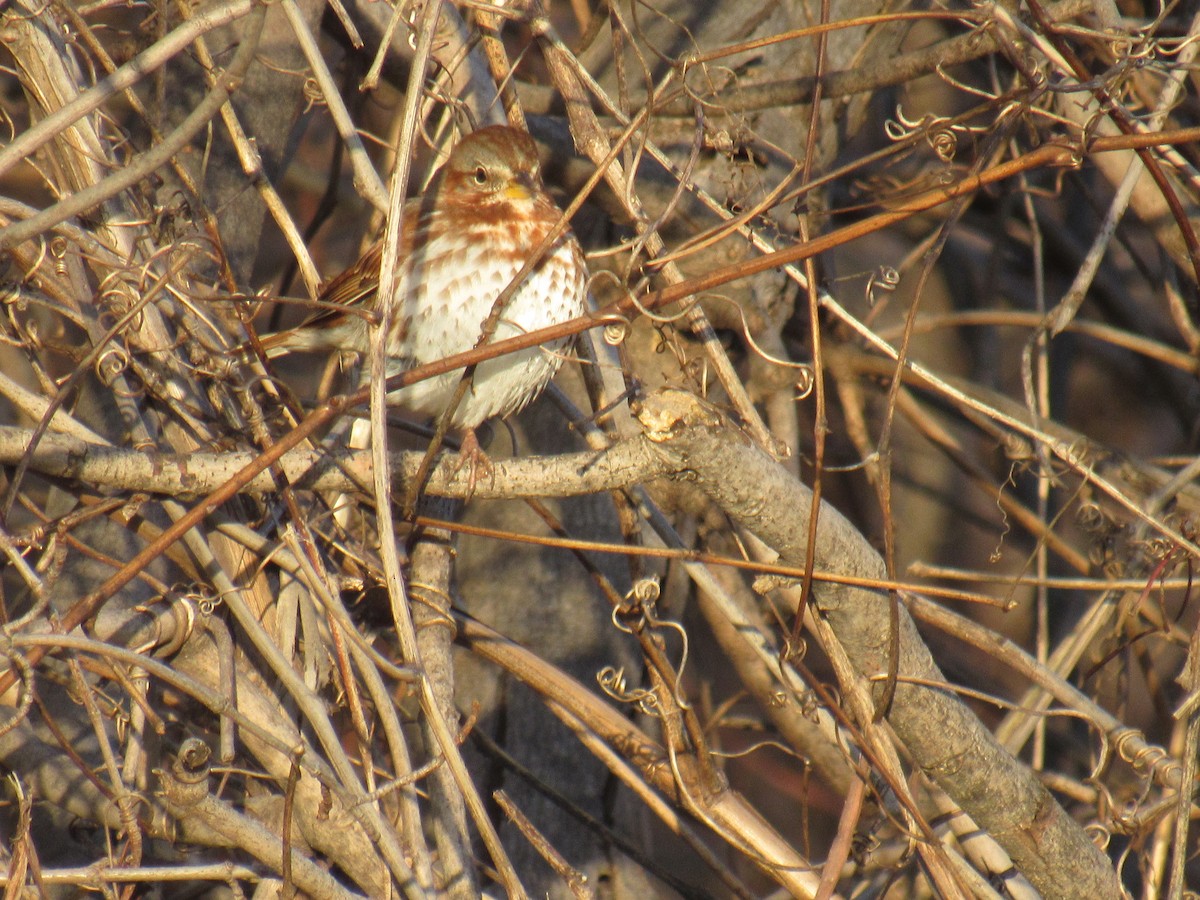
[313,240,384,312]
[248,241,385,356]
[240,195,431,357]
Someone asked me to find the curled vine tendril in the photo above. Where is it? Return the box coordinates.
[865,265,900,307]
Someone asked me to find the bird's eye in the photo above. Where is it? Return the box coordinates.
[473,165,488,185]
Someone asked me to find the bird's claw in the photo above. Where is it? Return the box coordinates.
[452,429,495,498]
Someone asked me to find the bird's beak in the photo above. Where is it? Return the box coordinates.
[503,173,537,201]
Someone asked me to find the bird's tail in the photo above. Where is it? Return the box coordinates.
[230,307,366,364]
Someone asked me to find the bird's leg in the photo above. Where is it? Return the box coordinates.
[451,428,495,498]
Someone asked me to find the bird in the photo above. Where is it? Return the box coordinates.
[248,125,589,481]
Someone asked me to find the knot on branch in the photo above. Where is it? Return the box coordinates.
[636,387,739,444]
[160,737,212,808]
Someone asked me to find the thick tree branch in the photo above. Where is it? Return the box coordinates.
[0,425,662,499]
[633,388,1121,900]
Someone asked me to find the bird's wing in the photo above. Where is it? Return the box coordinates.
[240,201,428,357]
[314,240,384,313]
[251,239,385,356]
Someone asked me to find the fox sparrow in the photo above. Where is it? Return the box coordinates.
[255,125,588,461]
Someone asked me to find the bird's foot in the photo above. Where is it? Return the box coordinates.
[451,428,495,497]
